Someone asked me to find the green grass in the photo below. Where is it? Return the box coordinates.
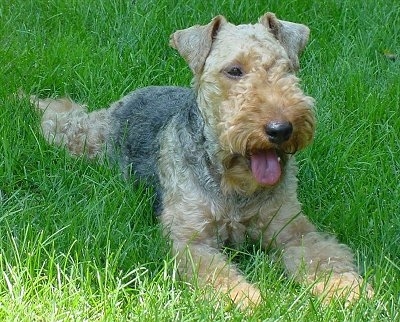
[0,0,399,320]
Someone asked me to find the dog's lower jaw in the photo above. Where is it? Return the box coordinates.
[219,154,284,196]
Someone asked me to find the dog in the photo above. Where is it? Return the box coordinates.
[30,12,373,309]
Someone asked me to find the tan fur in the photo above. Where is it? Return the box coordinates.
[166,13,373,308]
[32,13,373,310]
[30,95,110,158]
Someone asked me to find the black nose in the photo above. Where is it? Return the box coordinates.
[265,121,293,144]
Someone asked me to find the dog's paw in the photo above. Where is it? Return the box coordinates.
[227,282,262,310]
[312,272,374,306]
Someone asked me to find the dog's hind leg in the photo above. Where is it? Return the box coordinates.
[30,95,110,159]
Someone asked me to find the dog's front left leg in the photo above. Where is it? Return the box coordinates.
[281,225,374,305]
[259,205,374,305]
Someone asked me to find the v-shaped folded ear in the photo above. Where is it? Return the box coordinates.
[170,16,227,74]
[259,13,310,71]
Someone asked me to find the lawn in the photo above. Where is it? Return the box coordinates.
[0,0,399,321]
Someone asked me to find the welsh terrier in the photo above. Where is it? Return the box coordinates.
[30,12,373,309]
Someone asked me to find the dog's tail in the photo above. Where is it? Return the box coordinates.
[30,95,110,159]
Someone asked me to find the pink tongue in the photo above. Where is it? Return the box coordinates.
[250,150,281,185]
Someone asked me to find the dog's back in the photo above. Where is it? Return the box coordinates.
[108,86,195,180]
[110,86,207,213]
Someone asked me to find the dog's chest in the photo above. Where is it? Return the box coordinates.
[212,194,267,245]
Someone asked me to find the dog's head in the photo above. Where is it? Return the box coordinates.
[170,14,315,193]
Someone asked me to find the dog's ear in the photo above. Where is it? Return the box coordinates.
[259,13,310,71]
[170,16,227,74]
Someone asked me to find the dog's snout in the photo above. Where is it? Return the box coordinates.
[265,121,293,144]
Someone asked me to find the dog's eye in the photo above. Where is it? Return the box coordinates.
[225,66,244,78]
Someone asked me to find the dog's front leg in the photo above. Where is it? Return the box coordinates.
[171,238,261,309]
[282,226,374,305]
[161,202,261,309]
[260,208,374,305]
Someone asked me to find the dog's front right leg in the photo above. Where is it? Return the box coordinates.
[160,201,261,309]
[171,238,261,309]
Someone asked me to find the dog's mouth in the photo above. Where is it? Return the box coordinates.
[250,149,283,186]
